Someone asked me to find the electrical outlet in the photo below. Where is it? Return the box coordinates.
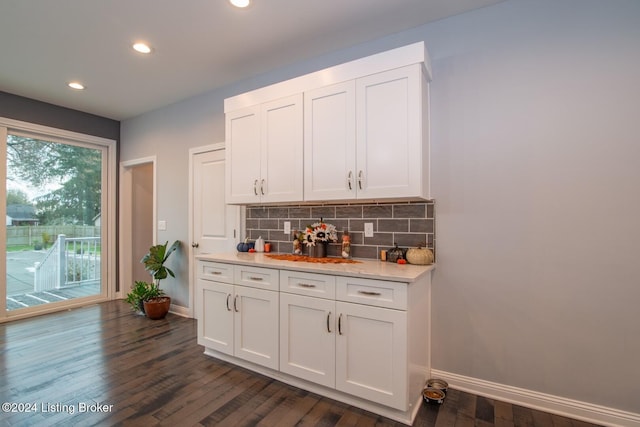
[283,221,291,235]
[158,220,167,231]
[364,222,374,237]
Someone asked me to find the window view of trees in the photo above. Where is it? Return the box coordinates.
[6,135,101,225]
[6,134,104,310]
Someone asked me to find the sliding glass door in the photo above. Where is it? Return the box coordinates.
[1,119,116,319]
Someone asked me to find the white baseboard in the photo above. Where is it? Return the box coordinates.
[168,303,192,318]
[430,369,640,427]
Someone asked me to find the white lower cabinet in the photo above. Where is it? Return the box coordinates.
[197,260,431,425]
[280,293,407,410]
[280,293,336,387]
[197,279,234,354]
[335,301,407,410]
[196,264,279,370]
[233,286,279,369]
[280,289,407,410]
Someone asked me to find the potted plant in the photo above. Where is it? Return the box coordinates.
[125,280,164,314]
[126,240,180,319]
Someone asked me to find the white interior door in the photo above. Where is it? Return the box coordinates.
[192,147,239,255]
[190,145,240,317]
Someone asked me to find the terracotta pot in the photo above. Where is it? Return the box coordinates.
[143,297,171,320]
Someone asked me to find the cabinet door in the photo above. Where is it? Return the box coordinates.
[335,301,408,410]
[260,94,303,203]
[226,105,261,203]
[233,286,279,369]
[196,279,234,356]
[356,64,424,199]
[304,81,356,201]
[280,293,335,387]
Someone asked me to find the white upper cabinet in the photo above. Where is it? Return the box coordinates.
[304,81,356,201]
[226,42,431,204]
[226,105,261,204]
[304,64,429,201]
[355,64,428,200]
[226,94,303,204]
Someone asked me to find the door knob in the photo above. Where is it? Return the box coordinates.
[191,242,199,248]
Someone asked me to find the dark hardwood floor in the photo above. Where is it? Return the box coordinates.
[0,301,601,427]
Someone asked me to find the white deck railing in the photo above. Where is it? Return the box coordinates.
[33,234,101,291]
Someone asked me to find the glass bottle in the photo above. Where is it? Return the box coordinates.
[341,231,351,258]
[292,230,302,255]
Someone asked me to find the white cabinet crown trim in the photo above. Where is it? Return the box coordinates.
[224,41,431,112]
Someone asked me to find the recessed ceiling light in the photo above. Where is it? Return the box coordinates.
[68,82,85,90]
[133,42,152,54]
[230,0,251,8]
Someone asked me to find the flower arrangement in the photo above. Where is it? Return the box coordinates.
[303,219,337,247]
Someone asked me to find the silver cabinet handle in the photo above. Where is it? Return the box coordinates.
[248,276,263,281]
[226,294,232,311]
[338,313,343,335]
[233,295,239,312]
[212,271,222,275]
[327,311,332,333]
[298,283,316,288]
[253,179,259,196]
[261,179,265,195]
[347,171,353,190]
[358,290,381,296]
[358,170,364,190]
[191,242,199,248]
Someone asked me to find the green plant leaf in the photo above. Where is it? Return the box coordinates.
[140,240,181,288]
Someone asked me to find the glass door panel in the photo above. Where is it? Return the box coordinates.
[5,134,103,311]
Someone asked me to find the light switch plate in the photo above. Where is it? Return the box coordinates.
[284,221,291,234]
[158,220,167,231]
[364,222,374,237]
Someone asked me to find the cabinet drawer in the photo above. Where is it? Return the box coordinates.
[280,270,336,299]
[199,261,234,284]
[234,265,279,290]
[336,277,407,310]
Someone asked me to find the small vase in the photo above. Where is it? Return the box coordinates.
[308,242,327,258]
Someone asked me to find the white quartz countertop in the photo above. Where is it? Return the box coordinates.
[196,252,434,283]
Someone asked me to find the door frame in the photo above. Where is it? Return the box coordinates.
[188,143,243,319]
[118,156,156,300]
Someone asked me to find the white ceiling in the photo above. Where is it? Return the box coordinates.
[0,0,503,121]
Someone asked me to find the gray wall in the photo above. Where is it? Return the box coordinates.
[425,0,639,414]
[120,0,640,415]
[0,91,120,141]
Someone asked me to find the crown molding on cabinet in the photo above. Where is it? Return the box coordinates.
[224,41,431,112]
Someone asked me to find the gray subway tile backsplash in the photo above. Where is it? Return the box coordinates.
[363,205,393,218]
[378,219,409,233]
[409,218,434,233]
[335,205,364,218]
[393,204,425,218]
[245,201,435,260]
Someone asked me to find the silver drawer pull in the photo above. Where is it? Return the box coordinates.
[298,283,316,288]
[358,290,381,296]
[248,276,263,281]
[211,271,222,275]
